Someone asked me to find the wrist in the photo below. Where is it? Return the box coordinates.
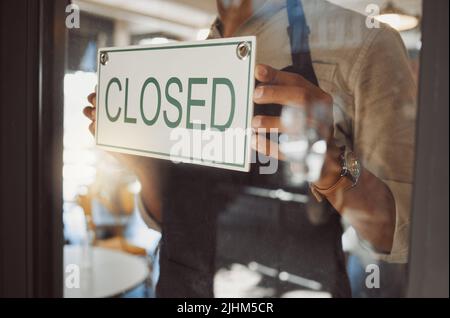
[314,143,342,188]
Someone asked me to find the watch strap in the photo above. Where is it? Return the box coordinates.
[310,175,354,202]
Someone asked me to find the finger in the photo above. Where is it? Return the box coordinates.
[83,106,96,121]
[255,64,305,86]
[87,92,97,107]
[253,114,316,134]
[253,85,311,107]
[253,113,333,139]
[88,121,96,136]
[252,115,283,131]
[251,133,285,161]
[252,115,303,135]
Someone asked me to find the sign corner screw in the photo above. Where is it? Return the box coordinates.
[100,52,109,65]
[236,41,251,60]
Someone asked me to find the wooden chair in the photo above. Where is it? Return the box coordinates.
[76,185,147,256]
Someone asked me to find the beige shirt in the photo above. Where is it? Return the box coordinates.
[213,0,416,263]
[140,0,417,264]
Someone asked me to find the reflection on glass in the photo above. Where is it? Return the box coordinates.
[64,0,421,298]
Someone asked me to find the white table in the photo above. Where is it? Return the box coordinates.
[64,245,149,298]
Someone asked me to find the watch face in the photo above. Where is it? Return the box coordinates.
[344,151,361,182]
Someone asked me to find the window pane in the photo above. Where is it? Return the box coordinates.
[64,0,422,298]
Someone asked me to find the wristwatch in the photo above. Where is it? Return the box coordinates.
[310,150,362,202]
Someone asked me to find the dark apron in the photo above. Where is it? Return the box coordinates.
[156,0,351,298]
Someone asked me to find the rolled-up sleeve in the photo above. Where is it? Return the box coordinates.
[137,194,162,232]
[351,26,417,263]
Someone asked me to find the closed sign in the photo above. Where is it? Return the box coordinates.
[96,36,256,172]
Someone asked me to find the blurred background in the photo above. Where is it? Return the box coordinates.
[63,0,423,298]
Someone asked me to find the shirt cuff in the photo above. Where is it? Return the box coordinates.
[137,194,162,232]
[357,222,409,263]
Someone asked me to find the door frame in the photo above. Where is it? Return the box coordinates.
[0,0,448,298]
[0,0,66,297]
[407,0,449,298]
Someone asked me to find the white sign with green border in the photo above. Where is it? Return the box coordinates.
[96,36,256,172]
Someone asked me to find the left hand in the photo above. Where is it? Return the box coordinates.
[251,64,340,186]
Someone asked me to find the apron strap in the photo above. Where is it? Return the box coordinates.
[286,0,319,86]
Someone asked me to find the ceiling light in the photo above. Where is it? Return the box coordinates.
[196,28,211,40]
[375,1,419,32]
[139,37,172,45]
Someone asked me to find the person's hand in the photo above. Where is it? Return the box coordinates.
[251,64,341,187]
[83,90,163,221]
[82,90,156,175]
[83,91,98,135]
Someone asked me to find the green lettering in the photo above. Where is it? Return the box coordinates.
[124,78,136,123]
[140,77,161,126]
[105,77,122,122]
[186,78,207,130]
[163,77,183,128]
[210,78,235,131]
